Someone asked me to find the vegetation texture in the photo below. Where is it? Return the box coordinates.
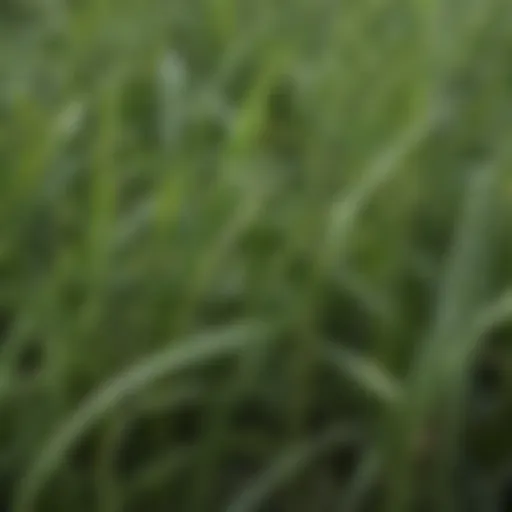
[2,0,512,511]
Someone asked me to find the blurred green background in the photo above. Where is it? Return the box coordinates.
[2,1,512,511]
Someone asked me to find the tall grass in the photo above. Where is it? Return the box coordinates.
[2,0,512,510]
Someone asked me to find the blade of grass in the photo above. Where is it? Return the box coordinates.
[338,448,381,512]
[321,340,403,407]
[226,424,360,512]
[12,320,272,512]
[318,108,439,280]
[384,164,501,512]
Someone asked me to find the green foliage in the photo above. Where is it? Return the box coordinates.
[2,0,512,510]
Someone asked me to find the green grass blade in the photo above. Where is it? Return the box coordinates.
[385,164,501,512]
[12,321,272,512]
[226,424,359,512]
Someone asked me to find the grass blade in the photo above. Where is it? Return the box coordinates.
[226,424,359,512]
[12,321,272,512]
[385,164,501,512]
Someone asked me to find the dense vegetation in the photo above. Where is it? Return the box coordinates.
[2,1,512,511]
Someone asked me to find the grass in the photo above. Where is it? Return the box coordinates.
[2,0,512,511]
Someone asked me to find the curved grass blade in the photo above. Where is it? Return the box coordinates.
[226,424,360,512]
[318,108,439,278]
[322,340,403,407]
[12,320,272,512]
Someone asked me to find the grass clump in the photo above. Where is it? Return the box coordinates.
[2,1,512,511]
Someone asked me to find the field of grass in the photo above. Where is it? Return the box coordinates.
[2,1,512,511]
